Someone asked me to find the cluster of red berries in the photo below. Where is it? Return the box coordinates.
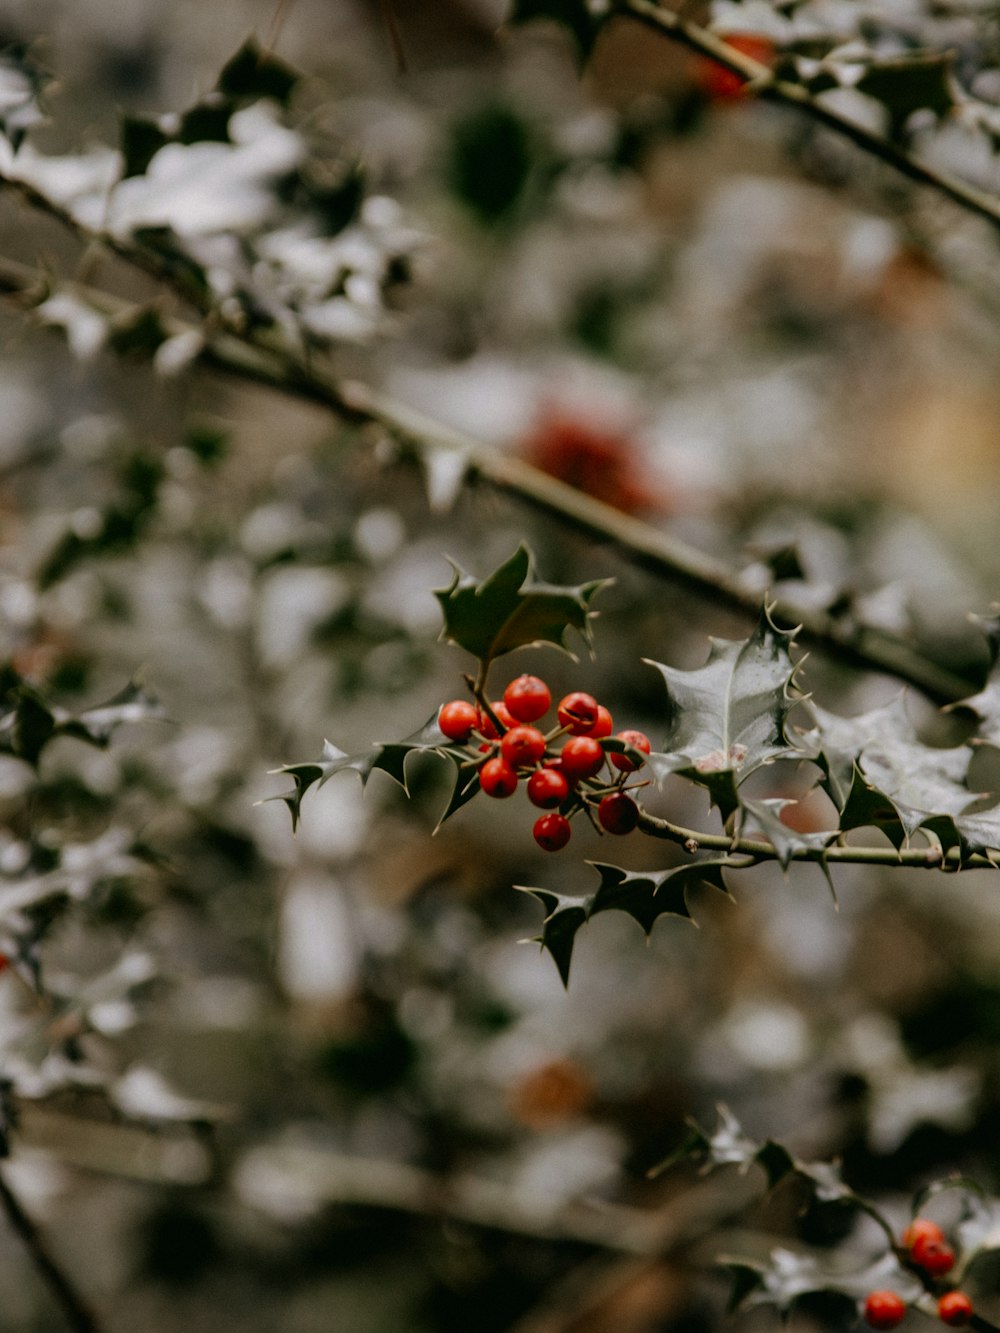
[862,1219,974,1330]
[438,674,651,852]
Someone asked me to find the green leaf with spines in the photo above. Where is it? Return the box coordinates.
[216,37,298,106]
[507,0,602,66]
[738,799,838,896]
[645,609,803,822]
[855,51,956,125]
[434,544,608,669]
[271,715,476,831]
[0,672,165,766]
[518,858,731,986]
[804,696,998,860]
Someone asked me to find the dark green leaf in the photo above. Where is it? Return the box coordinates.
[0,47,47,151]
[120,116,169,178]
[59,680,168,747]
[108,306,170,359]
[856,51,956,123]
[177,98,232,145]
[646,609,802,821]
[216,38,298,105]
[447,104,534,224]
[740,798,837,870]
[518,857,730,985]
[271,716,471,832]
[508,0,601,65]
[311,166,365,236]
[434,544,608,669]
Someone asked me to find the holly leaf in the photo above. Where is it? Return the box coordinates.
[645,610,802,821]
[271,715,471,831]
[725,1247,921,1315]
[216,38,298,106]
[434,545,608,669]
[0,46,47,152]
[0,672,164,765]
[805,696,988,856]
[649,1106,854,1205]
[507,0,602,65]
[518,858,730,986]
[856,51,956,124]
[739,798,838,891]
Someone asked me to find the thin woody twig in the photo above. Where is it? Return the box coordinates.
[0,247,979,706]
[616,0,1000,238]
[0,1167,101,1333]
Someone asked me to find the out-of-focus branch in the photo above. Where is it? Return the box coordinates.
[615,0,1000,239]
[0,240,980,706]
[0,1166,101,1333]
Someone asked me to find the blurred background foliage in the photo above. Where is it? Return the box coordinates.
[2,1,1000,1330]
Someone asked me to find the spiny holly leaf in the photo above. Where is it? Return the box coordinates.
[507,0,602,66]
[271,715,472,831]
[0,46,47,151]
[837,766,907,849]
[739,798,837,895]
[650,1106,853,1204]
[723,1247,922,1315]
[856,51,956,125]
[645,610,802,821]
[805,696,988,856]
[434,545,608,669]
[518,858,730,986]
[216,37,298,106]
[0,672,165,765]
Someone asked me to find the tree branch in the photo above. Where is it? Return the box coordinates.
[633,805,993,870]
[615,0,1000,239]
[0,1166,102,1333]
[0,236,980,707]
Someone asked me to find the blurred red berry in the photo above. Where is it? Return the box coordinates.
[902,1219,946,1251]
[863,1291,907,1330]
[439,699,478,742]
[503,674,551,723]
[938,1293,973,1327]
[522,410,660,515]
[697,33,776,101]
[534,812,571,852]
[911,1235,955,1277]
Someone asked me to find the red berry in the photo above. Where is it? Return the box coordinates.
[903,1219,946,1251]
[527,767,570,808]
[439,699,478,742]
[598,792,639,835]
[480,757,518,798]
[863,1291,907,1330]
[588,705,613,738]
[477,701,515,739]
[610,729,651,773]
[501,725,547,770]
[697,33,776,101]
[938,1293,973,1327]
[533,812,571,852]
[911,1235,955,1278]
[559,735,605,782]
[557,692,599,735]
[503,675,551,724]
